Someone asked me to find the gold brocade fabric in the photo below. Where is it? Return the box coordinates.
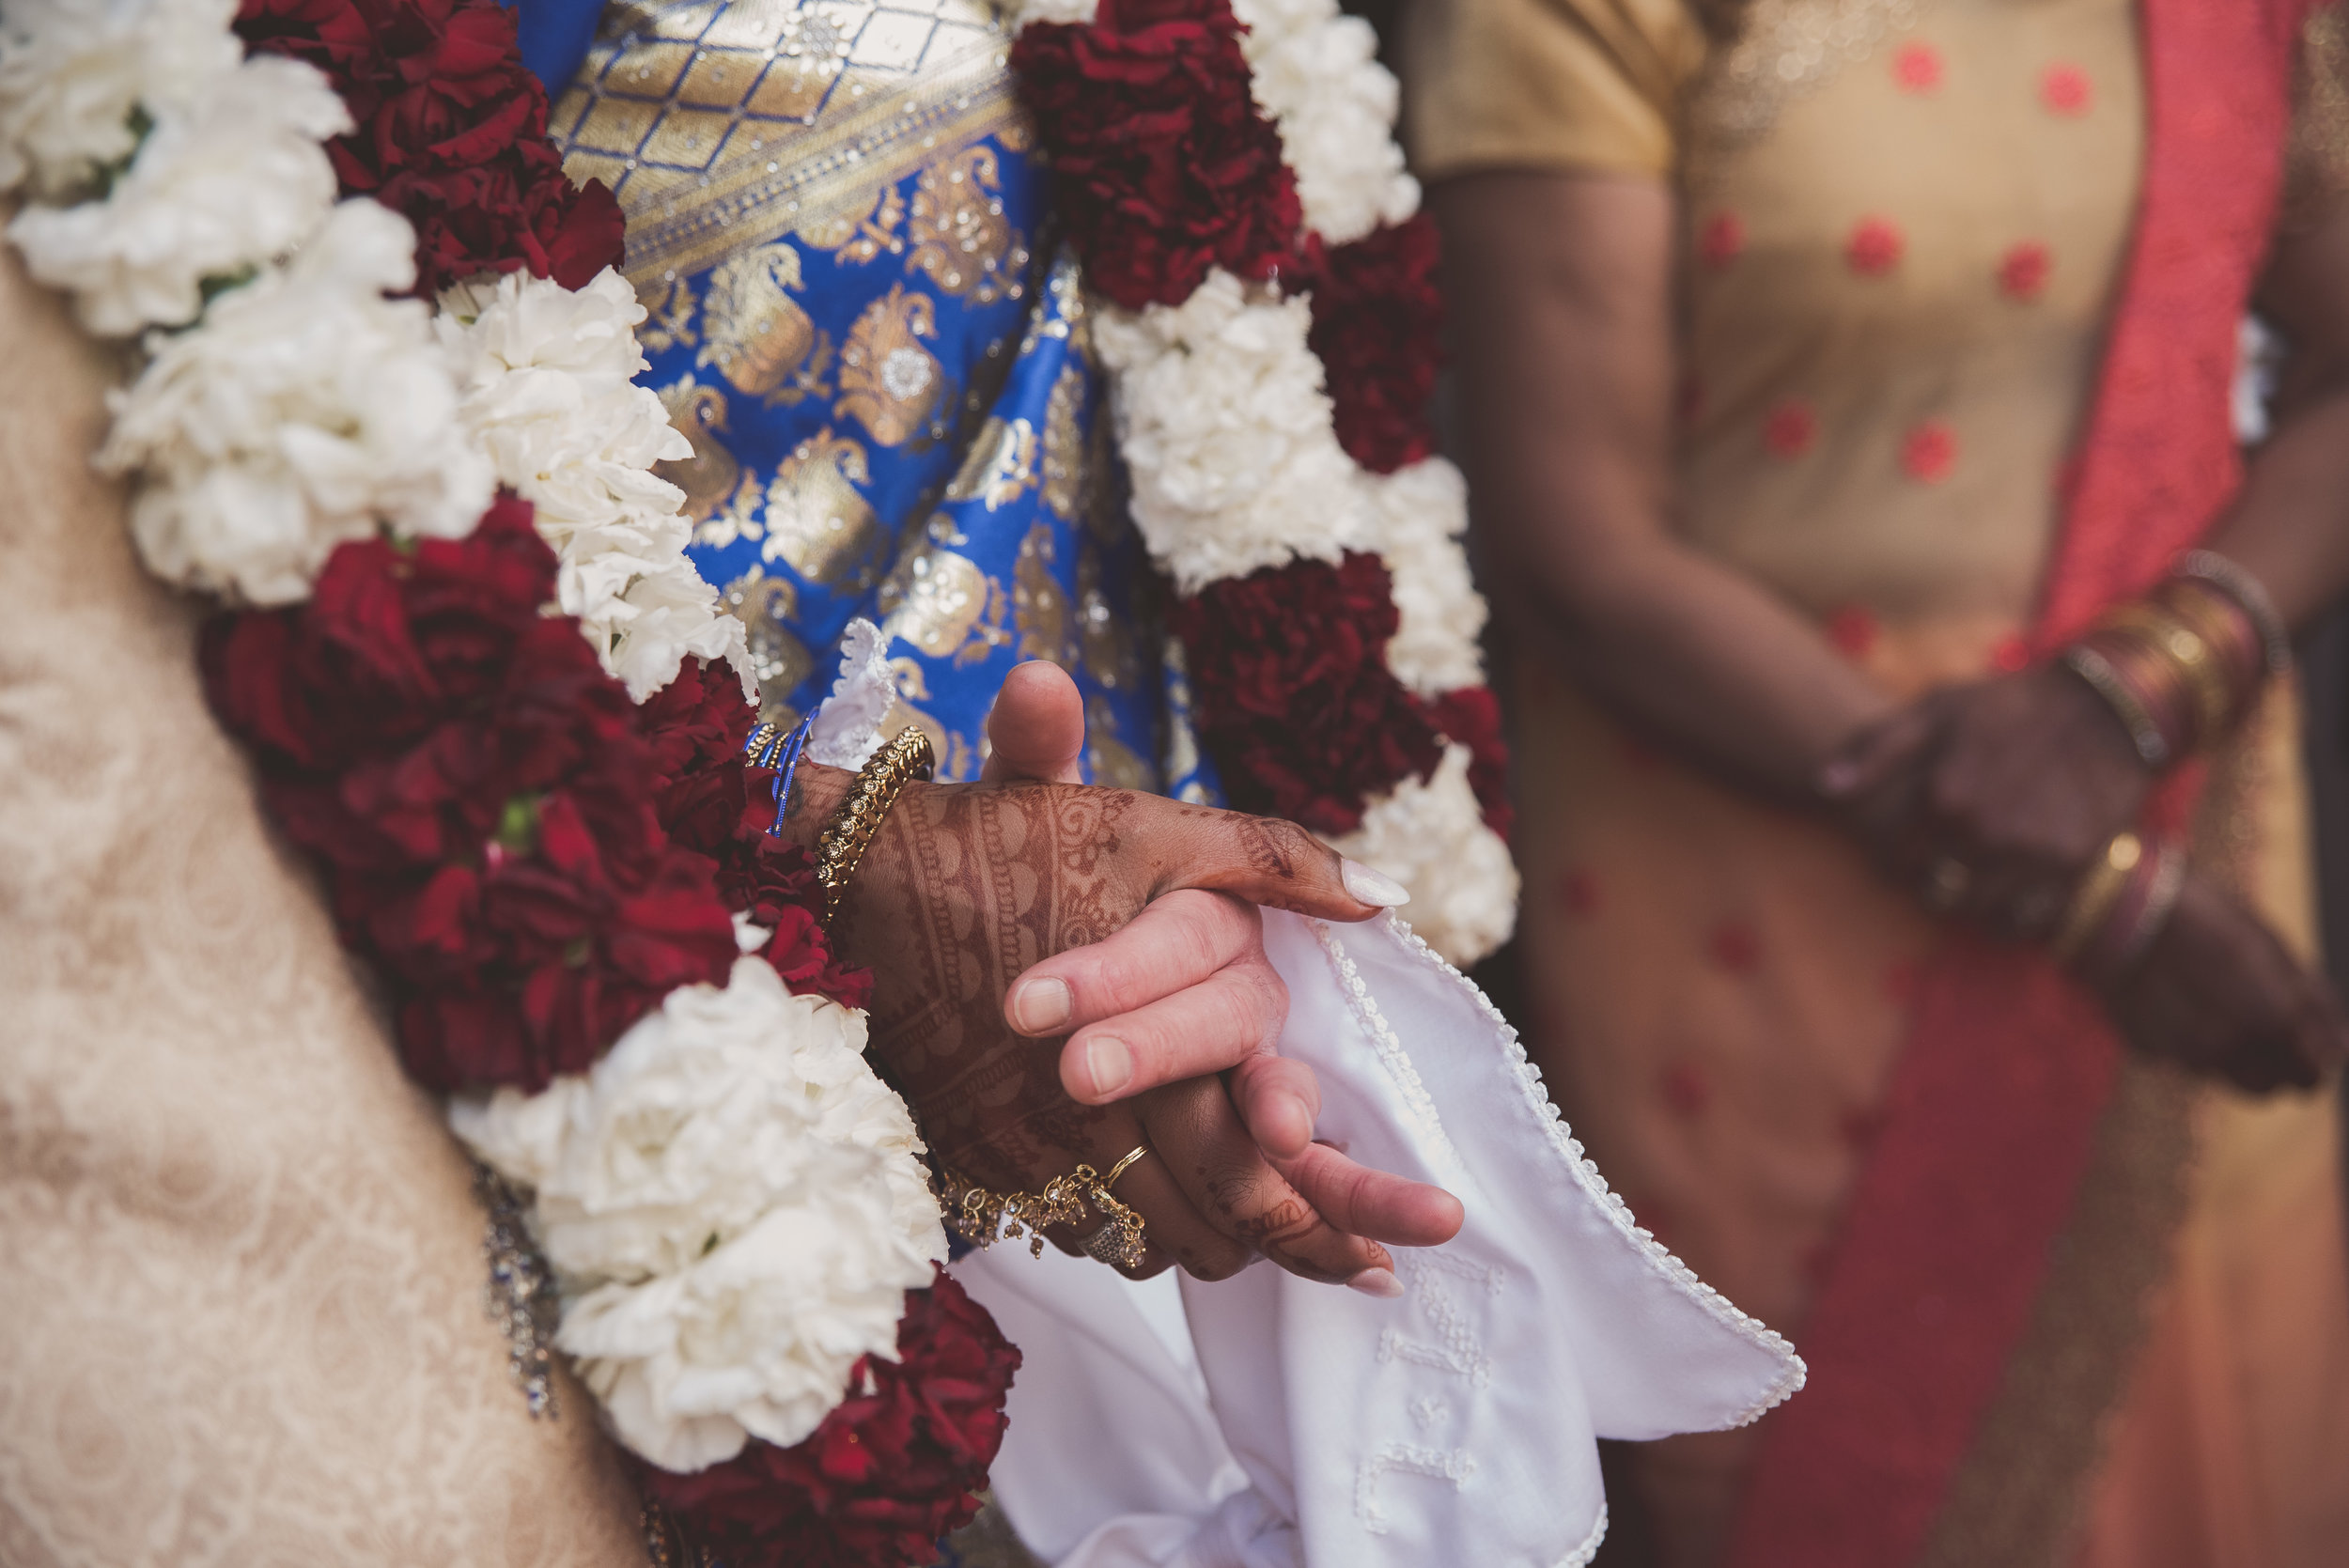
[1408,1,2349,1562]
[0,241,647,1564]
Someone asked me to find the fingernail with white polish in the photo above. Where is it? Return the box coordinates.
[1082,1036,1133,1099]
[1347,1267,1406,1299]
[1012,976,1072,1033]
[1342,858,1409,908]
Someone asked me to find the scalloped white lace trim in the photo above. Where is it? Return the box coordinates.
[1332,914,1808,1430]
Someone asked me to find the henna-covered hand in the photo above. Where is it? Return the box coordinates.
[786,663,1463,1290]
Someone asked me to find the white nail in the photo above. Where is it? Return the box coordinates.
[1342,858,1409,908]
[1347,1267,1406,1298]
[1011,976,1072,1032]
[1083,1036,1133,1099]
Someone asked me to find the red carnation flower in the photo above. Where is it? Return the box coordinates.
[1170,552,1446,835]
[1307,215,1444,474]
[202,501,739,1092]
[642,1269,1021,1568]
[237,0,623,295]
[1010,0,1304,310]
[1415,684,1512,840]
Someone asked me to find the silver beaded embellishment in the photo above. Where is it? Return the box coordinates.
[475,1164,560,1420]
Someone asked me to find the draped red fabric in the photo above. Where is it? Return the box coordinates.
[1725,2,2319,1562]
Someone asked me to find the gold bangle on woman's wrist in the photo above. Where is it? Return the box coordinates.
[813,725,934,929]
[2052,831,2142,965]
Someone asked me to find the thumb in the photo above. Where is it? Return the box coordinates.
[983,660,1086,784]
[1156,810,1408,923]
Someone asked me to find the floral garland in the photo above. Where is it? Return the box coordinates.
[1006,0,1518,965]
[0,2,1014,1563]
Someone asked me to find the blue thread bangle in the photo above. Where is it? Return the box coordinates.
[743,711,818,837]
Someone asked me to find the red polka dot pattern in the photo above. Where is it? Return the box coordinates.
[1826,604,1879,659]
[1765,400,1818,458]
[1901,421,1958,483]
[1700,211,1746,269]
[1991,634,2031,673]
[1662,1062,1711,1117]
[2041,63,2092,116]
[1998,241,2051,301]
[1892,42,1944,94]
[1845,216,1905,275]
[1708,919,1761,973]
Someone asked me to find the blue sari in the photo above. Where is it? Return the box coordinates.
[539,0,1214,798]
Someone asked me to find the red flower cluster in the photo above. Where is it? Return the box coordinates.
[236,0,622,295]
[643,1269,1022,1568]
[203,501,739,1092]
[1010,0,1303,311]
[1171,552,1446,836]
[1308,215,1444,475]
[1417,685,1513,840]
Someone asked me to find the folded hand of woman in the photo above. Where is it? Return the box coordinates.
[2098,869,2346,1093]
[1821,663,2152,939]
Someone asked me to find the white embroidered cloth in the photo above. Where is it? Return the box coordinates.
[956,909,1805,1568]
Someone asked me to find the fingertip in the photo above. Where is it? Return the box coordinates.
[1340,858,1409,908]
[1347,1266,1406,1298]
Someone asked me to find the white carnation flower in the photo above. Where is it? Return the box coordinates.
[1231,0,1418,244]
[0,0,242,199]
[1333,746,1517,967]
[98,199,495,603]
[1363,457,1486,696]
[439,267,746,698]
[10,53,349,335]
[450,956,943,1469]
[1093,270,1365,594]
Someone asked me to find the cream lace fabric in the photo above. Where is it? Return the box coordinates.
[0,241,647,1566]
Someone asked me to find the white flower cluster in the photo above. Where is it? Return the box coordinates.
[1092,270,1365,595]
[98,200,495,603]
[452,957,946,1471]
[1332,746,1518,967]
[438,270,749,700]
[9,0,938,1483]
[1230,0,1419,246]
[1003,0,1513,959]
[2,0,350,335]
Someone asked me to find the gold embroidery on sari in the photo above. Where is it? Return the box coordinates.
[1075,532,1140,692]
[1013,520,1073,664]
[797,183,907,263]
[697,241,835,405]
[1084,692,1156,792]
[836,284,947,446]
[653,377,766,547]
[762,429,891,592]
[909,144,1027,303]
[1039,362,1087,519]
[555,0,1026,286]
[720,570,821,724]
[942,415,1037,511]
[635,272,699,353]
[877,518,1015,666]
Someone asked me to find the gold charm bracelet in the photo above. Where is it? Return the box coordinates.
[937,1144,1152,1272]
[813,725,934,929]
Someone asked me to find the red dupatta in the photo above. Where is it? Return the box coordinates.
[1727,1,2321,1562]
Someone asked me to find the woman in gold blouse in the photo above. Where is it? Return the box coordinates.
[1408,1,2349,1563]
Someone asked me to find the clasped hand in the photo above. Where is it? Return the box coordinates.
[805,663,1463,1290]
[1822,663,2344,1091]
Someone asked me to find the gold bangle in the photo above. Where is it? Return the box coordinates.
[2095,605,2232,746]
[2052,831,2141,965]
[813,726,934,930]
[2062,644,2170,767]
[938,1155,1150,1273]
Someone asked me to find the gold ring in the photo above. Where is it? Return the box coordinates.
[1102,1143,1150,1191]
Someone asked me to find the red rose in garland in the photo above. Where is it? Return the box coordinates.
[1011,0,1305,310]
[1171,551,1447,836]
[642,1268,1021,1568]
[202,501,739,1091]
[235,0,623,294]
[1309,215,1445,475]
[1417,684,1513,841]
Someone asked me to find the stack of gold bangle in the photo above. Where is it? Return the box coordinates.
[2061,557,2282,770]
[812,725,934,929]
[2051,829,2186,976]
[2051,831,2142,964]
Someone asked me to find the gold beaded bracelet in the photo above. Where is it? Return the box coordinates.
[813,726,935,930]
[936,1145,1152,1273]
